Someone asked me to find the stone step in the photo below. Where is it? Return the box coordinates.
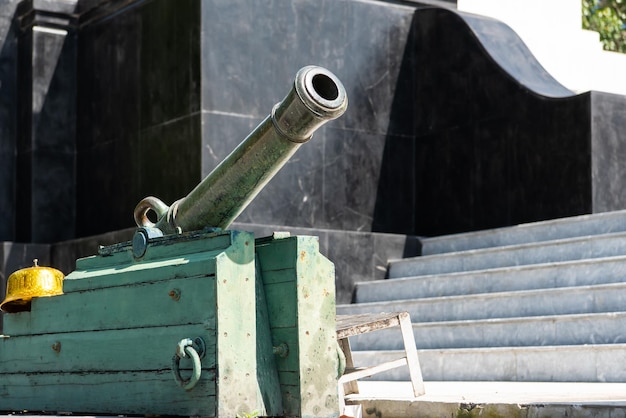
[419,209,626,256]
[388,231,626,278]
[351,343,626,382]
[348,381,626,418]
[337,282,626,322]
[355,255,626,302]
[344,312,626,350]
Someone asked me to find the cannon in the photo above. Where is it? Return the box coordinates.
[0,66,348,418]
[134,65,347,236]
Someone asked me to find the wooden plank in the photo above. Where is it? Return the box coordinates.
[268,326,300,372]
[255,237,299,271]
[4,274,217,336]
[399,311,426,396]
[65,257,217,293]
[254,259,284,416]
[65,251,218,292]
[0,370,216,416]
[338,337,359,395]
[213,231,261,418]
[339,358,408,383]
[257,266,298,285]
[0,324,216,373]
[336,312,401,339]
[257,235,341,418]
[73,230,233,272]
[264,279,298,328]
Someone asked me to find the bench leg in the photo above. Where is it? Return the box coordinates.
[399,312,425,396]
[338,337,359,395]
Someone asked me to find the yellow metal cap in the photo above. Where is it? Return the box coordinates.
[1,259,64,313]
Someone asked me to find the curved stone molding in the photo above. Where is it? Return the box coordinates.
[456,10,573,98]
[375,6,626,236]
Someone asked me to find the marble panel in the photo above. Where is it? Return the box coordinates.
[591,91,626,212]
[199,0,416,135]
[75,137,136,237]
[139,0,200,129]
[76,3,141,150]
[136,113,202,209]
[77,112,202,238]
[29,27,76,153]
[16,150,75,243]
[0,153,15,241]
[0,4,18,154]
[0,3,18,242]
[323,128,387,231]
[407,7,596,235]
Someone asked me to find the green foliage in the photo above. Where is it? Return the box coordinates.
[236,410,260,418]
[583,0,626,53]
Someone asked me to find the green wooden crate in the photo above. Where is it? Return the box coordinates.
[1,230,258,417]
[0,230,340,418]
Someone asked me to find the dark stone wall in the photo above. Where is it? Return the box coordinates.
[17,20,77,243]
[198,0,415,232]
[591,91,626,213]
[76,0,202,237]
[2,0,626,243]
[400,8,594,235]
[0,1,20,242]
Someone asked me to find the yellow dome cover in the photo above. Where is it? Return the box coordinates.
[1,259,64,313]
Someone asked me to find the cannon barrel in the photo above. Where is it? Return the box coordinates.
[134,66,348,234]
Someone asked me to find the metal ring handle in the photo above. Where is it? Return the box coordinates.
[172,338,202,391]
[134,196,169,228]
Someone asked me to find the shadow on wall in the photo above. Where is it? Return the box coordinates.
[373,7,596,237]
[15,8,77,244]
[0,3,19,242]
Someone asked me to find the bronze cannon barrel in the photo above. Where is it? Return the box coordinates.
[134,66,348,234]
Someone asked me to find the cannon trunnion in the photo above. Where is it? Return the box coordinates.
[0,67,347,418]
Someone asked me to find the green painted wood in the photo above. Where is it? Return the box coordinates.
[254,258,284,416]
[293,239,338,418]
[72,230,233,272]
[213,231,261,417]
[256,235,340,418]
[65,238,228,293]
[0,324,216,373]
[65,253,218,293]
[0,371,216,416]
[255,236,300,270]
[264,279,298,328]
[4,274,218,336]
[0,230,338,417]
[270,327,300,372]
[0,231,265,418]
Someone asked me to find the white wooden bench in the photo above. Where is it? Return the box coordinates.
[336,311,425,398]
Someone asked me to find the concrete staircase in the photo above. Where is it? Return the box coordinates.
[336,210,626,382]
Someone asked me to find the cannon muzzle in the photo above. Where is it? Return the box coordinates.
[134,66,348,235]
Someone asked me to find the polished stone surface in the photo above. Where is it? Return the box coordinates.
[3,0,626,242]
[75,0,201,237]
[198,0,415,233]
[0,1,20,241]
[348,380,626,417]
[406,8,594,235]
